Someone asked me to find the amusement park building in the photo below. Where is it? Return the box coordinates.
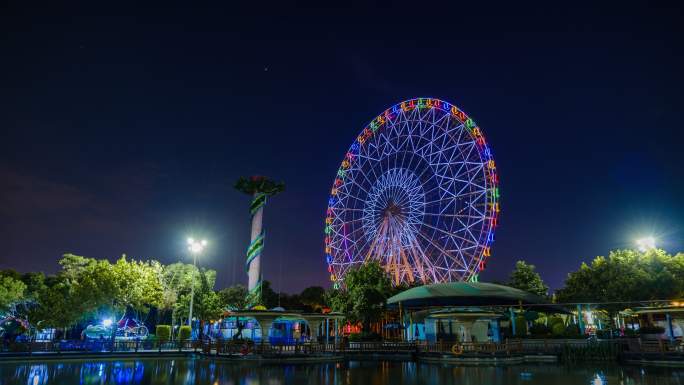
[387,282,564,343]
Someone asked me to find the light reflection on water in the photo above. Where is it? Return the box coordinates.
[0,359,682,385]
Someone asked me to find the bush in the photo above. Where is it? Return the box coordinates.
[548,316,564,328]
[156,325,171,341]
[529,323,551,337]
[551,323,565,337]
[179,325,192,341]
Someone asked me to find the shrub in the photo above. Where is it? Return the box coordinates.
[156,325,171,341]
[529,323,551,337]
[551,322,565,337]
[179,325,192,341]
[548,316,564,328]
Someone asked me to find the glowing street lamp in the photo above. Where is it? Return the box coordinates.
[187,238,207,329]
[636,236,656,252]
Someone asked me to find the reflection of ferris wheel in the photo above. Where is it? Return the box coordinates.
[324,98,500,288]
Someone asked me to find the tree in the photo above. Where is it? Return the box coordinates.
[110,256,164,319]
[259,280,280,309]
[160,262,199,325]
[508,261,549,297]
[58,254,166,322]
[218,285,248,310]
[174,268,222,323]
[300,286,326,312]
[14,272,49,330]
[192,269,223,321]
[0,274,26,313]
[29,275,87,331]
[556,249,684,330]
[59,254,117,320]
[328,262,393,332]
[556,249,679,304]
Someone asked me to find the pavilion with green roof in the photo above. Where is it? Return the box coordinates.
[387,282,565,342]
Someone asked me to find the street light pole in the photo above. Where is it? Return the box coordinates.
[186,238,207,328]
[188,251,197,326]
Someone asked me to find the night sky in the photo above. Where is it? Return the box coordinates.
[1,2,683,294]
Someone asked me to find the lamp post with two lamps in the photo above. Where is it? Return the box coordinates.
[187,237,207,329]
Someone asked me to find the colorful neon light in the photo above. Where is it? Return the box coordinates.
[325,98,500,286]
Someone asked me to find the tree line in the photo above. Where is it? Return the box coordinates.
[0,254,325,337]
[2,248,683,337]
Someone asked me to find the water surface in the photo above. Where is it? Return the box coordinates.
[1,358,683,385]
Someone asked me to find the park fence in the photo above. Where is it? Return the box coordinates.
[1,338,682,359]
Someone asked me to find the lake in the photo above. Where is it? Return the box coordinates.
[1,358,683,385]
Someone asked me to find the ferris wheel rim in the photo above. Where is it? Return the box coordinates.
[324,98,499,288]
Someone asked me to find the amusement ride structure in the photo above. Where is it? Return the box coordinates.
[325,98,500,288]
[236,176,285,307]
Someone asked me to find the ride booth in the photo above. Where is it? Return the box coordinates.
[269,317,311,345]
[218,312,312,346]
[218,317,263,342]
[404,308,502,343]
[424,313,502,343]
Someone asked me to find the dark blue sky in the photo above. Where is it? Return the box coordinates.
[1,2,683,293]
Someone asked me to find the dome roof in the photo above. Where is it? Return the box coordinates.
[387,282,559,311]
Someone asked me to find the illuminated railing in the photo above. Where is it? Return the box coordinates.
[1,338,680,357]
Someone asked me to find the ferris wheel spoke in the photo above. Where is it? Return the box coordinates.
[454,216,486,246]
[335,190,369,205]
[423,212,486,220]
[421,195,456,208]
[414,229,468,271]
[340,173,373,197]
[419,221,479,248]
[422,184,487,206]
[406,233,439,283]
[358,154,384,190]
[331,207,365,214]
[451,162,486,183]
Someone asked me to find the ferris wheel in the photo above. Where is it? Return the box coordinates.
[324,98,500,288]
